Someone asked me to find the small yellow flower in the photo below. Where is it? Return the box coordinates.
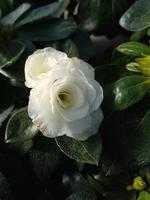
[136,56,150,76]
[133,176,147,191]
[126,176,147,192]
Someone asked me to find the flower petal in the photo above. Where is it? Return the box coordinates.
[89,80,103,112]
[66,109,104,140]
[25,47,67,88]
[69,57,95,79]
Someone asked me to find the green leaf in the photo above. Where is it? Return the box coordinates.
[110,75,150,110]
[0,41,35,80]
[126,62,140,72]
[0,40,25,68]
[1,3,30,25]
[120,0,150,31]
[130,110,150,166]
[15,0,70,28]
[77,0,100,31]
[29,136,62,181]
[55,134,102,166]
[53,0,70,17]
[17,19,77,41]
[116,42,150,57]
[138,191,150,200]
[5,107,38,154]
[0,105,14,127]
[130,30,146,41]
[98,0,130,29]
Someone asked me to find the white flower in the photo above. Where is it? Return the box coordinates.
[26,48,103,141]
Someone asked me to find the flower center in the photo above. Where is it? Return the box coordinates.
[57,91,73,109]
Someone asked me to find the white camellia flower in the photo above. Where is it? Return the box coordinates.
[25,48,104,141]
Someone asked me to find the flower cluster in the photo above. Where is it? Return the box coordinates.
[25,47,103,141]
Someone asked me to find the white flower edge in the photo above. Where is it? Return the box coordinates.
[25,47,94,88]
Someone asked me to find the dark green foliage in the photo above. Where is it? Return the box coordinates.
[0,0,149,200]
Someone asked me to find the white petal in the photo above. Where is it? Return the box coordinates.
[89,80,103,112]
[66,109,104,140]
[49,76,88,121]
[25,47,68,88]
[28,84,63,138]
[58,100,89,122]
[69,57,95,79]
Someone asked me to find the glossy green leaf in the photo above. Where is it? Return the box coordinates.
[120,0,150,31]
[1,3,30,25]
[53,0,70,17]
[98,0,130,29]
[116,42,150,57]
[15,0,70,28]
[126,62,140,72]
[17,19,77,41]
[78,0,100,31]
[0,40,25,68]
[138,191,150,200]
[55,134,102,166]
[5,107,38,154]
[111,75,150,110]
